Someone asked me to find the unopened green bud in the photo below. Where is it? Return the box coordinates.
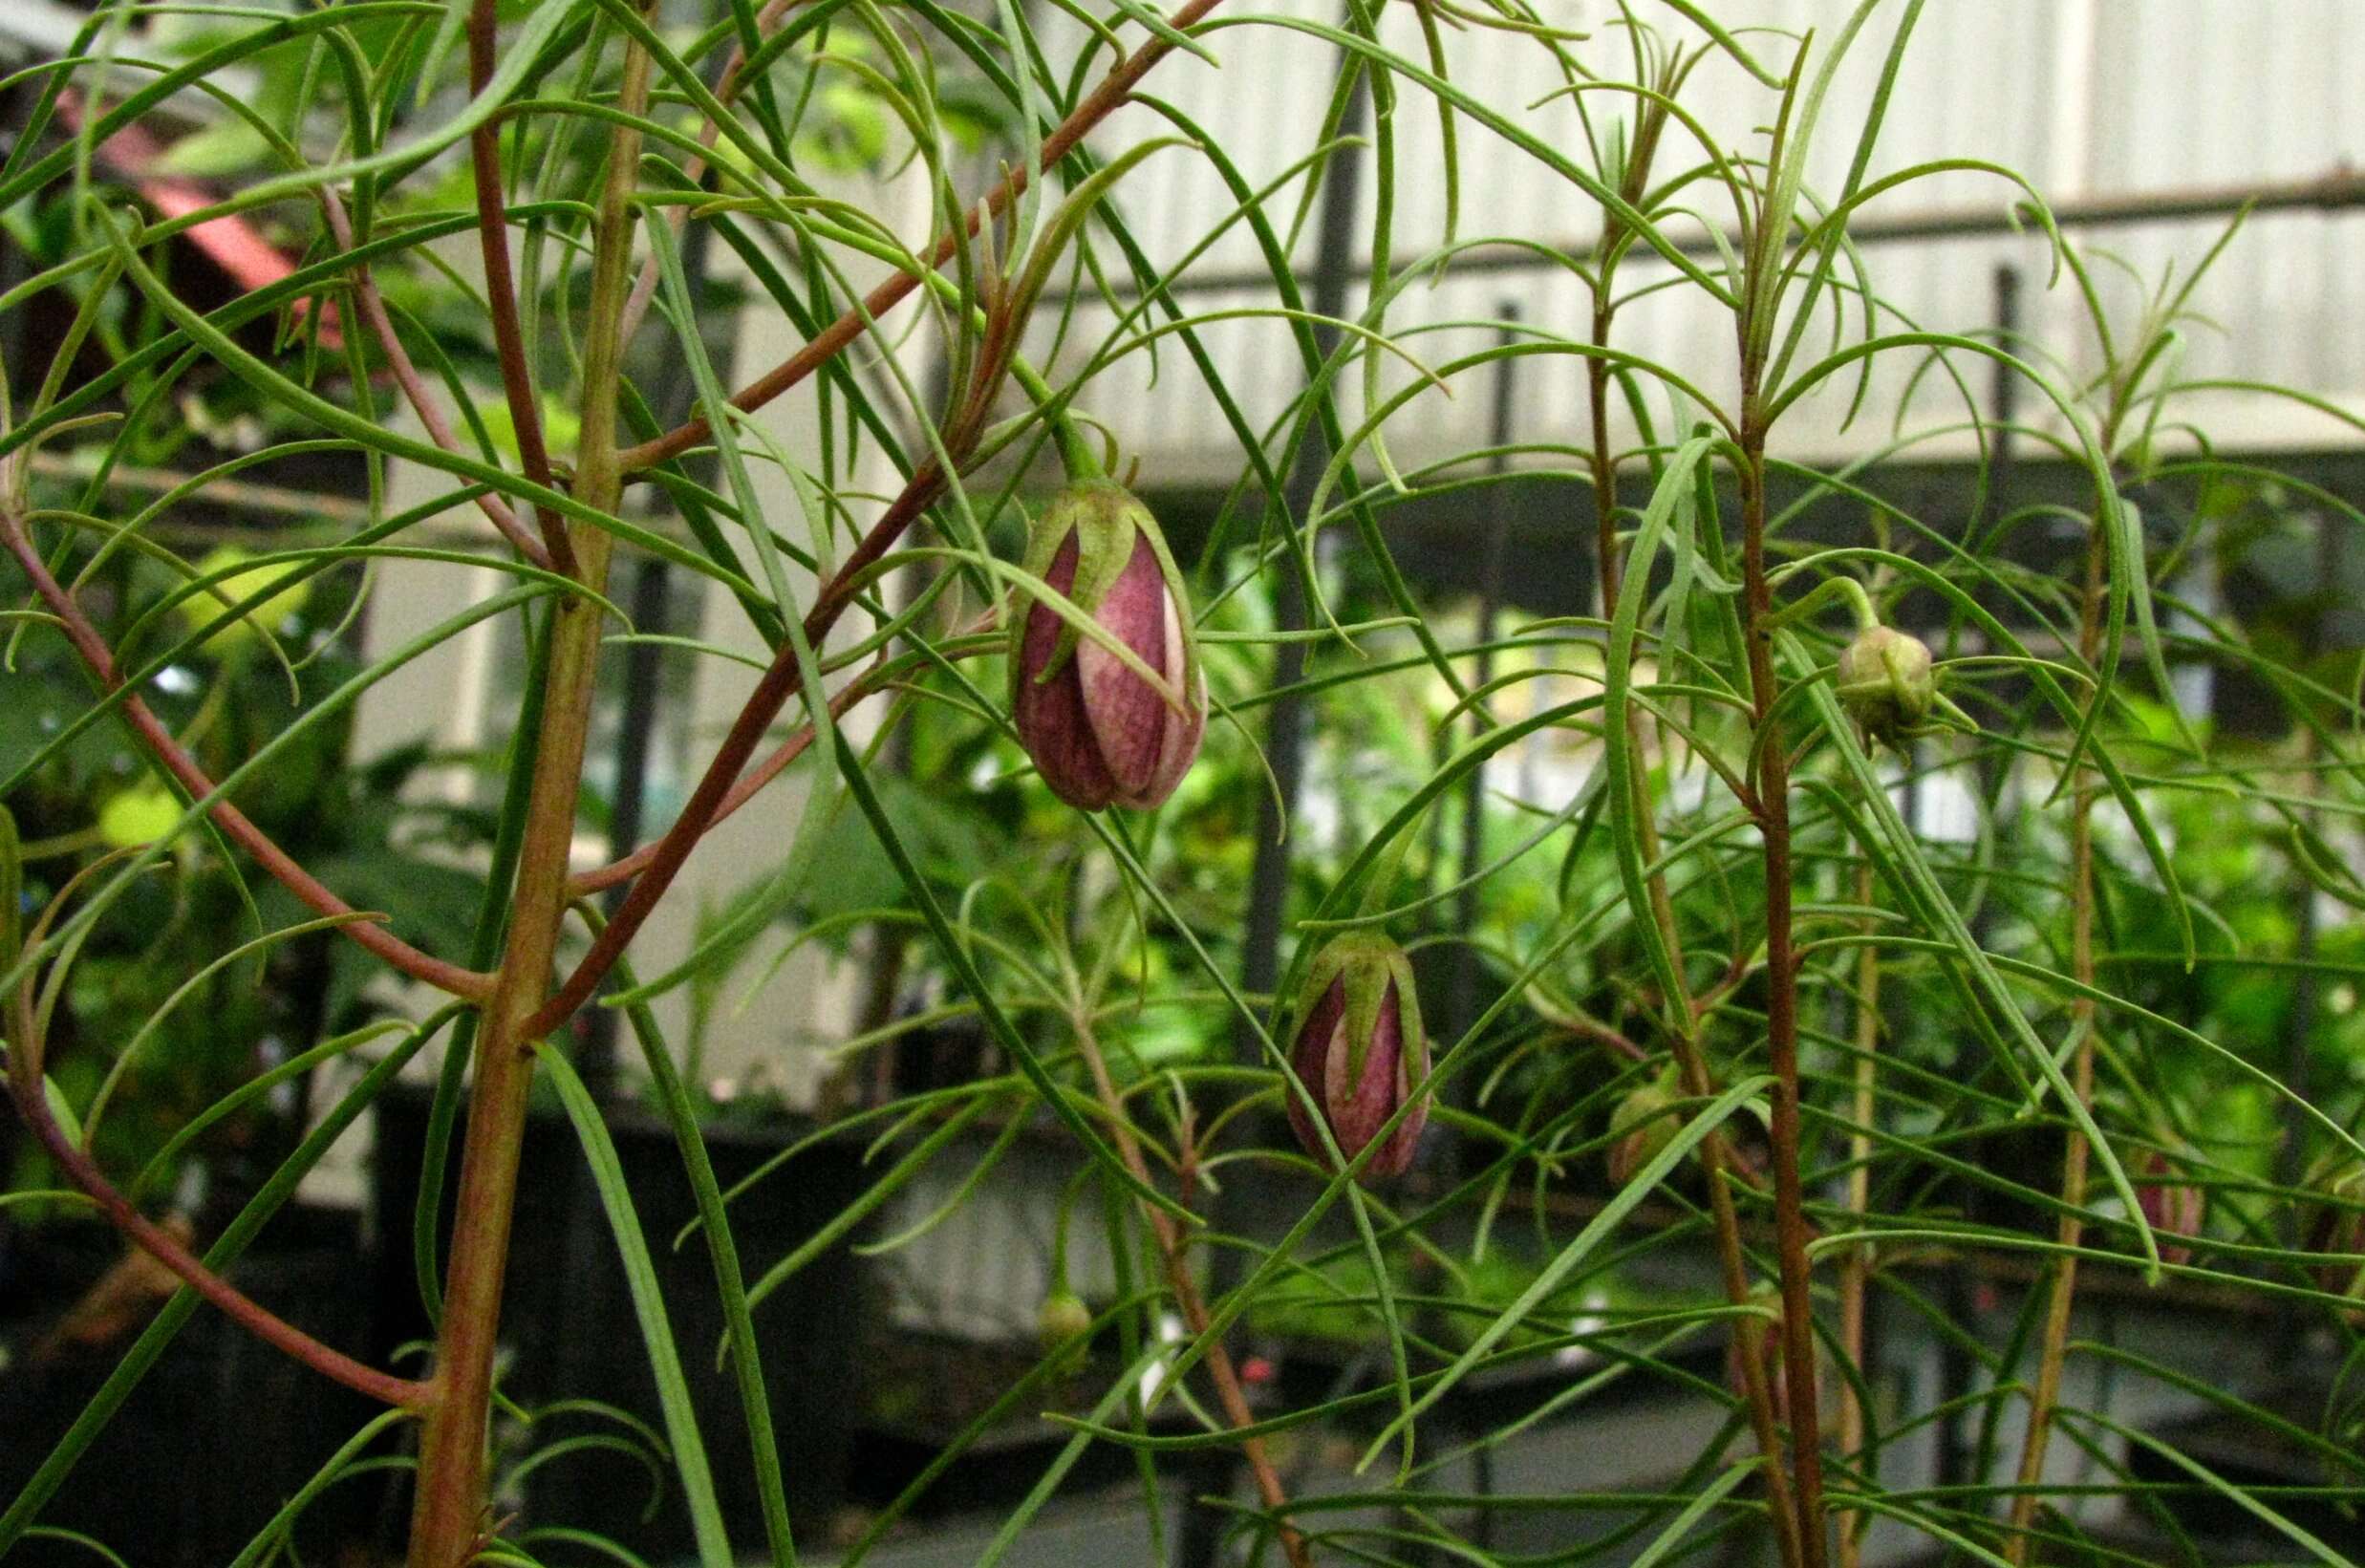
[1037,1290,1094,1350]
[1835,625,1935,745]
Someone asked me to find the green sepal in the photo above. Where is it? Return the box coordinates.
[1285,931,1423,1093]
[1126,490,1204,720]
[1007,481,1138,695]
[1004,480,1201,722]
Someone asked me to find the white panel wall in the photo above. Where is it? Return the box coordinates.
[1028,0,2365,483]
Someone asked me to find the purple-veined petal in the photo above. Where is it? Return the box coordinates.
[1075,535,1173,799]
[1286,977,1347,1164]
[1120,582,1206,810]
[1324,979,1409,1168]
[1012,530,1118,809]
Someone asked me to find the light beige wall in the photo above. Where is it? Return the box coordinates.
[342,164,935,1113]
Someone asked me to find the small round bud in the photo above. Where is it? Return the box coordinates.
[178,545,312,653]
[1836,625,1935,745]
[1037,1290,1094,1350]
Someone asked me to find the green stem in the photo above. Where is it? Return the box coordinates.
[1009,354,1104,482]
[1837,857,1881,1568]
[1586,96,1803,1568]
[403,12,647,1560]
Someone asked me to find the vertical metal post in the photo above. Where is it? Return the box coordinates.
[1935,263,2021,1493]
[1443,304,1521,1051]
[1232,75,1372,1063]
[1179,54,1370,1568]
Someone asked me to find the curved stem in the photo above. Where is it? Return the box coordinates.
[1070,1019,1312,1568]
[318,190,549,569]
[5,1009,425,1409]
[0,508,492,1000]
[466,0,577,579]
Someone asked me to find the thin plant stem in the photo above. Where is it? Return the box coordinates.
[1837,857,1881,1568]
[466,0,577,578]
[617,0,1230,474]
[316,189,548,569]
[2005,520,2108,1561]
[1582,93,1803,1568]
[403,14,652,1557]
[0,505,493,1000]
[1738,431,1830,1568]
[1070,1018,1313,1568]
[615,0,816,345]
[6,979,426,1409]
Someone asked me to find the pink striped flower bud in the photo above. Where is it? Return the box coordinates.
[1007,482,1204,811]
[1281,934,1429,1182]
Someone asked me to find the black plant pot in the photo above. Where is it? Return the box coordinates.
[0,1209,378,1567]
[371,1087,873,1557]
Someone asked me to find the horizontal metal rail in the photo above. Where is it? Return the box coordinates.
[1065,165,2365,304]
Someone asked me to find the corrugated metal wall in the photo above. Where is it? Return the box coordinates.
[1023,0,2365,483]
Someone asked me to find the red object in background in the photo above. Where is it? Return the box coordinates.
[1239,1355,1277,1385]
[55,92,342,348]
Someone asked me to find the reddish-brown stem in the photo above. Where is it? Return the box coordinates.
[569,655,879,897]
[0,510,493,1000]
[568,615,995,899]
[5,1046,426,1409]
[1070,1022,1312,1568]
[317,191,550,569]
[1738,436,1829,1568]
[526,454,945,1036]
[466,0,577,579]
[1583,118,1802,1568]
[617,0,1229,475]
